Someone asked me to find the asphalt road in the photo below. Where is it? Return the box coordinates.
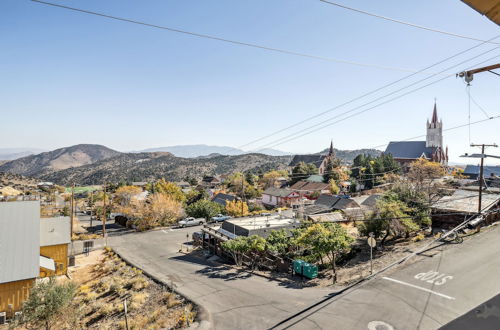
[273,224,500,330]
[109,226,330,330]
[109,224,500,330]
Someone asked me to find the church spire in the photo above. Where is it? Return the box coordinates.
[329,140,334,156]
[431,100,438,124]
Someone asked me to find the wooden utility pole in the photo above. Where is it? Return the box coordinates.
[90,190,93,230]
[70,183,75,240]
[241,177,245,216]
[470,143,498,214]
[102,183,107,239]
[458,63,500,84]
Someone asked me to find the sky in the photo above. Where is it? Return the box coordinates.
[1,0,499,164]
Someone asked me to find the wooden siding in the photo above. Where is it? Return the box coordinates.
[0,278,34,315]
[40,244,68,277]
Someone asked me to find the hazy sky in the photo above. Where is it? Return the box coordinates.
[1,0,499,164]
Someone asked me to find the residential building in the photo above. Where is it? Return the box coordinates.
[0,201,40,317]
[463,165,500,180]
[304,194,360,215]
[40,217,71,277]
[201,214,301,257]
[431,189,500,228]
[200,176,221,189]
[212,193,237,207]
[289,181,330,197]
[385,103,448,170]
[262,188,300,207]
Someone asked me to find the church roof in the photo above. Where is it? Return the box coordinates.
[289,154,326,167]
[384,141,435,159]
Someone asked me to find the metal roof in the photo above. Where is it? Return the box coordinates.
[40,217,71,247]
[463,165,500,177]
[384,141,434,159]
[431,189,500,213]
[0,201,40,283]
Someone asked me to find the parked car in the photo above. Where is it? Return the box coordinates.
[178,217,205,228]
[211,214,231,222]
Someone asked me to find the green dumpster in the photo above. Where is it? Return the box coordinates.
[302,262,318,279]
[293,259,305,275]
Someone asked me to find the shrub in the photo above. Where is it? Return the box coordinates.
[20,277,76,330]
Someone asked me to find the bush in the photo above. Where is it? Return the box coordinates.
[20,277,76,330]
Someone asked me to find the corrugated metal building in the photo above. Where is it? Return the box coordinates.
[0,201,40,315]
[40,217,71,277]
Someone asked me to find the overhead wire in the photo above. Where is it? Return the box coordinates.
[255,52,500,150]
[240,34,500,149]
[318,0,500,45]
[30,0,425,73]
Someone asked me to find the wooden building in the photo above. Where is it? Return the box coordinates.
[0,201,40,317]
[39,217,71,277]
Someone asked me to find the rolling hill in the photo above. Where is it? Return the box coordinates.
[0,144,122,177]
[39,152,293,185]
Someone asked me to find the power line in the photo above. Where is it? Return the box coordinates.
[370,115,500,150]
[318,0,500,45]
[256,52,500,150]
[240,34,500,149]
[30,0,425,73]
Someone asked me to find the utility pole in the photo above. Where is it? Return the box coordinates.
[89,190,93,231]
[470,143,498,214]
[102,183,107,240]
[241,176,245,216]
[70,183,75,240]
[457,63,500,84]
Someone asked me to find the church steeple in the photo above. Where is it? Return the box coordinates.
[329,140,334,156]
[426,101,443,148]
[431,101,438,125]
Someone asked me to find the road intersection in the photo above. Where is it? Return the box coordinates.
[108,223,500,329]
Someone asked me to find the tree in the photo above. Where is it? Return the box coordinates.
[261,170,288,189]
[358,195,419,245]
[20,277,76,330]
[115,185,142,206]
[323,158,338,183]
[291,162,317,184]
[328,179,340,195]
[265,229,290,258]
[246,235,267,269]
[225,200,249,217]
[407,159,446,203]
[150,179,186,203]
[221,236,249,266]
[185,199,223,220]
[297,223,354,282]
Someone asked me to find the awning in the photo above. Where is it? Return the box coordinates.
[40,255,55,271]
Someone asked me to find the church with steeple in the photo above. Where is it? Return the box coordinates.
[288,140,338,174]
[384,102,448,170]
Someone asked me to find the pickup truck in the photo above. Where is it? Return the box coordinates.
[211,214,231,222]
[178,217,205,228]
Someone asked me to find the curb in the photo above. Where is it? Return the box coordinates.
[112,247,213,330]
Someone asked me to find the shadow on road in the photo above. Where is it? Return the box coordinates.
[440,293,500,330]
[195,265,253,281]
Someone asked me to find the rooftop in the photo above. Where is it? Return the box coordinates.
[40,217,71,247]
[384,141,435,159]
[432,189,500,213]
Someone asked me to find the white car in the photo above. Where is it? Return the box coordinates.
[178,217,205,228]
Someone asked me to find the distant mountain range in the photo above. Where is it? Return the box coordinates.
[138,145,291,158]
[0,148,46,161]
[0,144,384,185]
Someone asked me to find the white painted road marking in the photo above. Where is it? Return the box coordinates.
[382,276,456,300]
[414,271,453,286]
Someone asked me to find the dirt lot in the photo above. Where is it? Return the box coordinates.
[4,249,196,329]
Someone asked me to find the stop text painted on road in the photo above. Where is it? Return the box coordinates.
[415,271,453,286]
